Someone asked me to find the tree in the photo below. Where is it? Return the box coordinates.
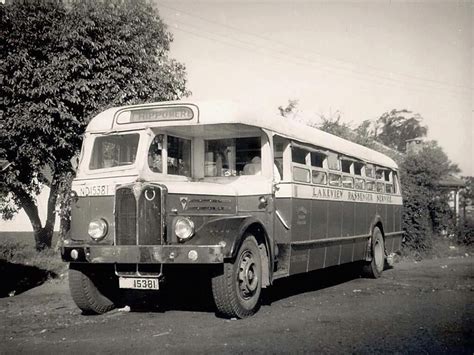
[278,99,299,119]
[375,109,428,152]
[0,1,189,250]
[399,141,459,252]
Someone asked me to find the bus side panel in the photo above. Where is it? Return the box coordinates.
[274,198,292,244]
[289,197,311,274]
[325,201,343,267]
[353,202,369,260]
[386,204,395,233]
[307,199,327,271]
[376,203,387,231]
[340,202,355,263]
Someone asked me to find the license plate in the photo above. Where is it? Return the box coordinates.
[119,277,159,290]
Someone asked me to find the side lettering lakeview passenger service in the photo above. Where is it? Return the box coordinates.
[62,101,403,318]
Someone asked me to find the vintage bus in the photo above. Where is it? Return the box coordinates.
[62,101,403,318]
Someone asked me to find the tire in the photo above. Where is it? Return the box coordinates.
[69,263,118,315]
[362,227,385,279]
[211,235,263,318]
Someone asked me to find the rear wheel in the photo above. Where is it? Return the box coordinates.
[69,263,118,314]
[362,227,385,279]
[211,235,262,318]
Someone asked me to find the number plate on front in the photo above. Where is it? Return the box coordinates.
[119,277,159,290]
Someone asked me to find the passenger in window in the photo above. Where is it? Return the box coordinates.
[243,156,261,175]
[148,137,163,173]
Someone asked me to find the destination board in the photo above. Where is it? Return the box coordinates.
[116,106,194,124]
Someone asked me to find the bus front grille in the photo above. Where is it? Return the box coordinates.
[115,188,137,245]
[138,186,163,245]
[115,185,164,246]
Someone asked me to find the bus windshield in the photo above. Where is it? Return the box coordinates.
[204,136,261,177]
[89,133,139,170]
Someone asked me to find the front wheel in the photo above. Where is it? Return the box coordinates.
[211,235,263,318]
[69,264,119,315]
[362,227,385,279]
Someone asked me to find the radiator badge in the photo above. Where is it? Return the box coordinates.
[180,197,189,211]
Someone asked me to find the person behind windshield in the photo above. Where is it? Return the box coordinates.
[243,156,261,175]
[148,136,163,173]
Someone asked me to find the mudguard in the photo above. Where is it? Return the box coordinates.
[188,215,271,260]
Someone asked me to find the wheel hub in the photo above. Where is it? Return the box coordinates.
[238,252,259,298]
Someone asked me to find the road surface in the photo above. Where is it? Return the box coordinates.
[1,256,472,353]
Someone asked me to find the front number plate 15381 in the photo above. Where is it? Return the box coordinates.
[119,277,159,290]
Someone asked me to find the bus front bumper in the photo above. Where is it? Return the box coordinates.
[61,244,224,264]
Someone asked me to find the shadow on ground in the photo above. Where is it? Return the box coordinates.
[121,263,365,315]
[0,260,57,298]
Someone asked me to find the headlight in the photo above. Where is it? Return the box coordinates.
[175,217,195,241]
[88,218,108,240]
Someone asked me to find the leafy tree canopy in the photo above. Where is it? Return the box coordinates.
[0,0,189,249]
[375,109,428,152]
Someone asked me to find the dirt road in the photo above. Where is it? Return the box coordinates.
[1,256,472,354]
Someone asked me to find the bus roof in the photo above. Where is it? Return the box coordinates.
[86,100,398,169]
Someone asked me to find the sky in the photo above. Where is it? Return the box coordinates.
[156,0,473,175]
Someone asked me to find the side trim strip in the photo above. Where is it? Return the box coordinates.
[291,234,370,248]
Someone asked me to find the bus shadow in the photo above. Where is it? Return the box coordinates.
[126,263,364,314]
[261,262,364,306]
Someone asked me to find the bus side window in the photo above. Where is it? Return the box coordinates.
[292,147,307,164]
[376,181,384,193]
[312,170,327,185]
[327,151,340,170]
[311,151,326,168]
[355,178,365,190]
[293,166,310,183]
[385,183,394,194]
[328,173,342,187]
[366,180,375,191]
[392,171,399,194]
[365,164,374,178]
[341,159,352,174]
[342,176,354,188]
[354,162,364,176]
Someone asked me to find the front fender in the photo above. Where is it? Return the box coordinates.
[187,216,269,259]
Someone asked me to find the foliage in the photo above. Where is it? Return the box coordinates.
[0,1,189,249]
[278,99,299,119]
[400,142,459,251]
[375,109,428,152]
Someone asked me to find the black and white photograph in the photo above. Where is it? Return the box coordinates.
[0,0,472,353]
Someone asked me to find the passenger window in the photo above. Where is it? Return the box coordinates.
[167,136,191,177]
[385,184,394,194]
[354,162,364,176]
[312,170,327,185]
[355,178,365,190]
[293,166,310,183]
[376,182,384,193]
[327,151,340,170]
[328,173,342,187]
[341,160,352,174]
[366,180,375,191]
[365,165,374,178]
[205,137,260,177]
[310,151,325,168]
[342,176,354,188]
[375,168,384,180]
[384,170,391,182]
[292,147,307,164]
[393,172,399,194]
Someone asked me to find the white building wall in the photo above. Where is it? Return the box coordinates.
[0,187,60,232]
